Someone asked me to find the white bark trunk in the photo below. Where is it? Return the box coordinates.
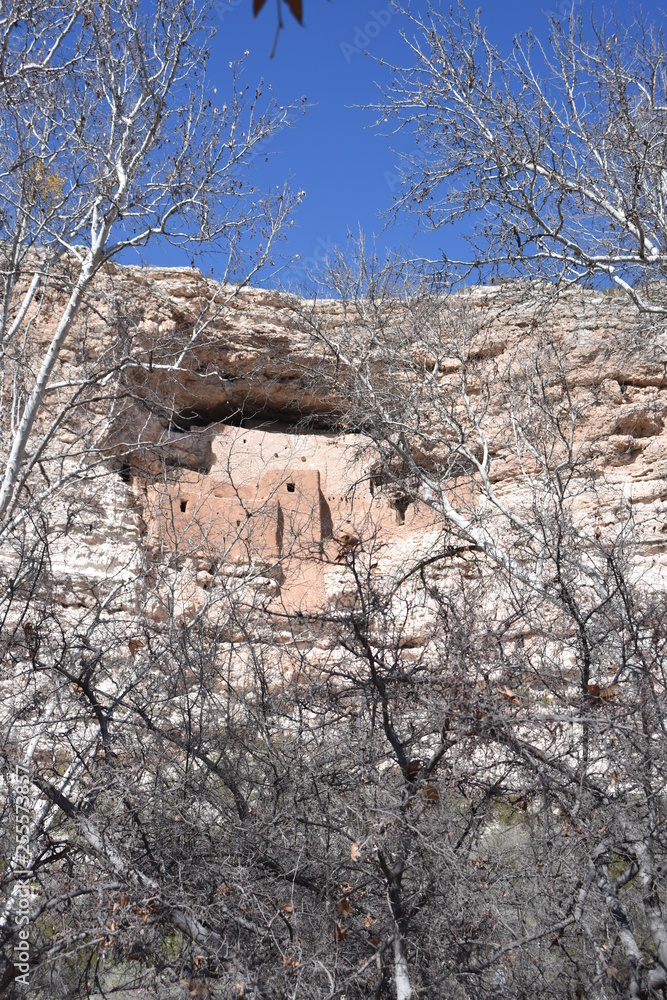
[0,248,100,523]
[617,814,667,990]
[393,932,412,1000]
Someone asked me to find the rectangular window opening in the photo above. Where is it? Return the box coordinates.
[180,500,187,513]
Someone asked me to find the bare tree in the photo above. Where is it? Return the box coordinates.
[1,260,665,999]
[0,0,304,991]
[2,2,667,998]
[0,0,301,535]
[294,247,667,998]
[379,1,667,312]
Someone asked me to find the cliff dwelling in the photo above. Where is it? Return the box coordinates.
[136,423,440,614]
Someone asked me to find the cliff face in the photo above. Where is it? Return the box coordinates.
[6,265,667,1000]
[16,264,667,627]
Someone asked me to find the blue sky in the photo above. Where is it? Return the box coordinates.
[161,1,667,289]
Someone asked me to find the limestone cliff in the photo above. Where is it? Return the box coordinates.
[13,264,667,628]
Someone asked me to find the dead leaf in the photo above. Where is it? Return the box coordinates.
[402,758,421,780]
[333,922,349,942]
[128,638,145,657]
[499,687,520,706]
[423,783,440,803]
[253,0,302,24]
[350,842,361,862]
[280,901,294,914]
[587,683,618,702]
[286,0,303,22]
[337,897,352,918]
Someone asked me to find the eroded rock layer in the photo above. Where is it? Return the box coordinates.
[11,264,667,627]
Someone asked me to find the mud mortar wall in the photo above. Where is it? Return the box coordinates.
[138,423,440,614]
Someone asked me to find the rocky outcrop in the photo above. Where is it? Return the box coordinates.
[14,264,667,626]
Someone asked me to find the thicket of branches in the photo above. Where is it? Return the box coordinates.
[379,1,667,309]
[0,3,666,1000]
